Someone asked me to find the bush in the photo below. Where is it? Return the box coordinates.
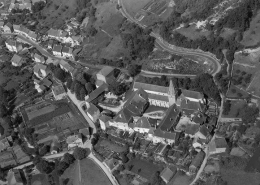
[73,147,89,160]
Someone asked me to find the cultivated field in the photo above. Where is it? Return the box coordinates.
[241,10,260,47]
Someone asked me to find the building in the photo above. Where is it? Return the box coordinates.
[5,40,22,53]
[34,78,52,93]
[53,45,62,56]
[209,137,228,155]
[104,158,120,172]
[79,127,90,139]
[33,63,50,79]
[0,138,10,152]
[34,53,45,63]
[66,134,83,150]
[50,139,60,154]
[133,80,176,108]
[12,144,30,164]
[0,22,4,29]
[3,22,12,33]
[32,0,46,4]
[28,31,38,41]
[52,85,66,100]
[96,66,116,86]
[62,46,74,59]
[129,117,156,134]
[13,24,21,34]
[47,28,60,39]
[160,167,176,184]
[99,114,111,131]
[86,103,100,123]
[189,151,205,174]
[178,98,205,117]
[109,88,149,130]
[86,83,108,103]
[0,151,17,168]
[195,125,211,142]
[20,25,30,36]
[59,59,76,77]
[179,89,205,103]
[11,54,25,67]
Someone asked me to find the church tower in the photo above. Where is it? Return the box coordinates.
[168,79,176,106]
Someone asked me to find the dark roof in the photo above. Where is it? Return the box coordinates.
[53,45,62,52]
[41,78,52,87]
[99,114,111,123]
[192,114,206,124]
[190,151,205,168]
[87,83,108,102]
[104,158,120,171]
[159,104,180,131]
[184,124,200,135]
[113,108,133,123]
[62,46,70,53]
[148,93,169,101]
[199,125,210,137]
[153,129,178,140]
[79,127,90,136]
[52,85,66,96]
[133,81,169,94]
[215,137,228,149]
[130,117,151,129]
[181,89,203,100]
[5,22,12,29]
[180,99,204,112]
[123,88,148,116]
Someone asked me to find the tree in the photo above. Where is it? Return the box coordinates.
[86,26,98,37]
[151,171,164,185]
[223,100,231,115]
[118,165,125,171]
[54,68,67,82]
[57,161,69,175]
[63,153,75,164]
[32,1,45,13]
[85,82,94,93]
[79,87,87,101]
[109,82,129,96]
[36,160,54,174]
[73,147,89,160]
[0,168,7,181]
[240,105,259,124]
[0,104,7,118]
[112,170,120,176]
[121,154,129,163]
[128,64,141,77]
[39,145,50,156]
[66,78,73,90]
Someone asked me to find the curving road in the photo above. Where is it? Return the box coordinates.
[118,0,221,76]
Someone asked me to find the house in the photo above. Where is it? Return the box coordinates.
[160,167,176,184]
[62,46,74,59]
[33,64,49,79]
[151,129,179,145]
[86,83,108,103]
[99,114,111,131]
[0,151,17,168]
[59,59,76,77]
[32,0,46,4]
[181,123,200,137]
[13,24,21,34]
[20,25,30,36]
[53,45,62,56]
[34,78,52,93]
[7,169,27,185]
[11,54,25,67]
[28,31,38,41]
[12,144,30,164]
[130,117,156,134]
[52,85,66,100]
[109,88,149,130]
[179,89,205,103]
[66,134,83,150]
[195,125,211,142]
[189,151,205,174]
[79,127,91,139]
[0,22,4,29]
[34,53,45,63]
[104,158,120,172]
[50,139,60,154]
[48,28,60,39]
[0,138,10,152]
[96,66,116,86]
[3,22,12,33]
[209,137,228,155]
[86,103,100,123]
[5,40,22,53]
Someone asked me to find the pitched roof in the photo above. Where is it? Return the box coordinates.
[34,53,45,62]
[33,63,47,74]
[160,167,175,182]
[198,125,210,137]
[11,54,23,65]
[133,81,169,94]
[0,22,4,27]
[13,24,20,31]
[215,137,228,149]
[48,28,59,37]
[104,158,120,171]
[59,59,74,72]
[130,117,152,129]
[181,89,203,100]
[53,45,62,52]
[20,25,30,34]
[97,66,115,77]
[66,134,81,144]
[113,108,133,123]
[87,103,100,116]
[28,31,37,40]
[159,104,180,131]
[5,22,12,29]
[180,99,204,111]
[153,129,178,140]
[190,151,205,168]
[62,46,70,53]
[99,114,111,123]
[79,127,90,136]
[41,78,52,87]
[52,85,66,96]
[87,83,108,103]
[148,93,169,101]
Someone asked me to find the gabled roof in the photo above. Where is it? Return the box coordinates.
[62,46,70,53]
[133,81,169,94]
[181,89,204,100]
[148,93,169,101]
[160,167,176,182]
[33,63,47,74]
[198,125,210,137]
[87,103,100,117]
[159,104,180,131]
[190,151,205,168]
[97,66,115,77]
[184,124,200,135]
[11,54,23,65]
[99,114,111,123]
[113,108,133,123]
[52,85,66,96]
[13,24,20,31]
[153,129,178,140]
[4,22,12,29]
[59,59,74,73]
[87,83,108,103]
[20,25,30,34]
[66,134,81,144]
[34,53,45,62]
[41,78,52,87]
[180,99,204,111]
[215,137,228,149]
[130,117,152,129]
[53,45,62,52]
[79,127,90,136]
[48,28,59,37]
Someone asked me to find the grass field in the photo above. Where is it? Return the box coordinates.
[226,84,249,98]
[171,173,191,185]
[121,0,152,17]
[61,158,111,185]
[98,139,127,153]
[222,99,246,118]
[101,13,125,36]
[241,10,260,47]
[128,159,163,181]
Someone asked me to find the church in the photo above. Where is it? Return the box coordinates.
[133,80,176,108]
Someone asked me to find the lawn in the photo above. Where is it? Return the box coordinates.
[101,13,125,37]
[222,99,246,118]
[241,10,260,47]
[128,159,163,181]
[226,83,250,98]
[99,139,127,153]
[61,158,112,185]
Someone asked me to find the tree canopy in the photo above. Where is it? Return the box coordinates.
[73,147,89,160]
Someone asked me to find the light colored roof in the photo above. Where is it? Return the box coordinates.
[59,59,74,72]
[66,134,81,144]
[41,78,52,87]
[48,28,59,37]
[181,89,203,100]
[99,114,111,123]
[87,103,100,116]
[34,53,45,62]
[52,85,66,96]
[184,124,200,135]
[130,117,151,129]
[180,99,204,112]
[28,31,37,39]
[11,54,23,65]
[134,82,169,94]
[0,22,4,27]
[33,63,47,74]
[153,129,177,140]
[13,24,20,30]
[97,66,114,77]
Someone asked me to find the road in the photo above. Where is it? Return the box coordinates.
[118,0,221,77]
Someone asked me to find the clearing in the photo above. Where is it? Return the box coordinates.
[60,158,111,185]
[241,10,260,47]
[175,25,210,40]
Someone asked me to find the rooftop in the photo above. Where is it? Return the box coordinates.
[133,81,169,94]
[11,54,23,65]
[153,129,178,140]
[33,63,47,74]
[87,103,100,117]
[190,151,205,168]
[159,104,180,131]
[181,89,204,100]
[160,167,176,182]
[97,66,115,77]
[52,85,66,96]
[87,83,108,103]
[104,157,120,171]
[180,99,204,112]
[53,45,62,52]
[99,114,111,123]
[28,31,37,39]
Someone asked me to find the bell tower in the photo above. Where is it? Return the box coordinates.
[168,79,176,106]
